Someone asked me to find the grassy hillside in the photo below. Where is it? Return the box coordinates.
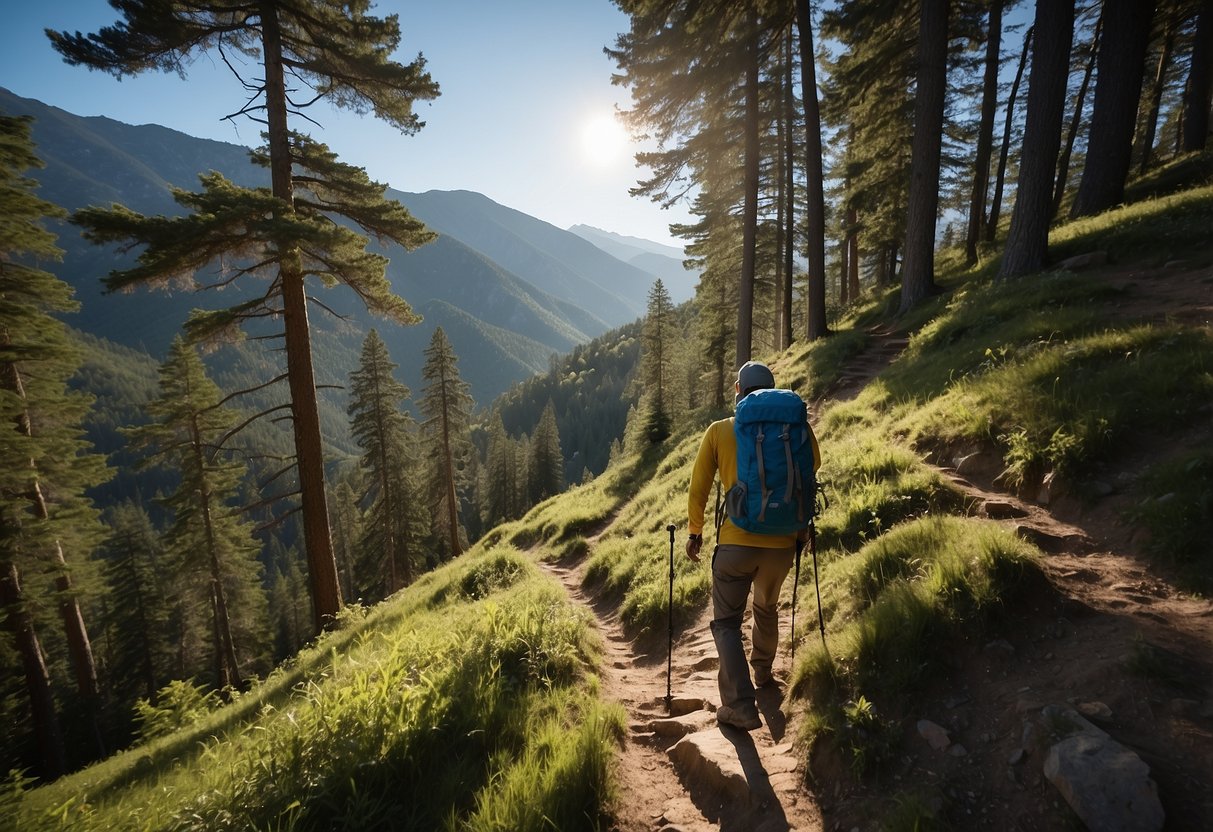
[14,176,1209,831]
[12,548,624,831]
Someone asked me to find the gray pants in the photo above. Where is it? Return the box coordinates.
[710,543,795,709]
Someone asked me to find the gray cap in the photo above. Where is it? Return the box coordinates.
[736,360,775,395]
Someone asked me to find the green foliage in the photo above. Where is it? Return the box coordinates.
[793,516,1041,703]
[132,680,221,744]
[21,545,623,831]
[420,327,475,558]
[1130,450,1213,593]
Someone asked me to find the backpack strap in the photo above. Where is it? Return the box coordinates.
[755,428,769,522]
[780,424,795,503]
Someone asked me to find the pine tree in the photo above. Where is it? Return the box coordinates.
[528,401,565,503]
[100,502,173,706]
[641,279,676,442]
[899,0,950,315]
[965,0,1004,265]
[987,24,1033,243]
[795,0,829,341]
[1181,0,1213,150]
[999,0,1075,278]
[51,1,440,631]
[1070,1,1156,217]
[1,113,110,776]
[348,330,424,595]
[125,338,270,692]
[419,328,473,559]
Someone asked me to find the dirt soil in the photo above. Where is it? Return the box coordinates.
[546,262,1213,831]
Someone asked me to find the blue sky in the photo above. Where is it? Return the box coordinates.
[0,0,695,248]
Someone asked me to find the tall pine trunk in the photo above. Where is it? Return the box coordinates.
[796,0,829,341]
[1000,0,1075,279]
[260,1,342,630]
[987,26,1033,243]
[2,560,65,779]
[899,0,949,314]
[1053,13,1103,219]
[1182,0,1213,151]
[736,11,760,368]
[1138,18,1176,174]
[1070,1,1155,218]
[3,354,104,759]
[191,417,242,693]
[966,0,1003,266]
[782,30,796,350]
[847,208,860,300]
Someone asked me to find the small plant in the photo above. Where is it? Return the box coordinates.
[133,679,221,743]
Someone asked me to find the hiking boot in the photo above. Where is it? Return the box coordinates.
[753,666,777,688]
[717,700,762,731]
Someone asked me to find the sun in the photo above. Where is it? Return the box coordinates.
[580,112,630,166]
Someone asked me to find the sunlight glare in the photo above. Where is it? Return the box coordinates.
[580,113,629,166]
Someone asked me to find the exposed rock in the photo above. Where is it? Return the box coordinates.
[1008,748,1025,765]
[668,729,797,806]
[1090,480,1115,497]
[949,744,968,757]
[1078,701,1114,724]
[983,500,1028,519]
[693,655,719,671]
[1044,734,1164,832]
[917,719,951,751]
[650,710,716,738]
[669,697,708,717]
[1164,259,1189,269]
[1055,251,1108,271]
[1040,704,1164,831]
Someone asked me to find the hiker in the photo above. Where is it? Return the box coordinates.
[685,360,820,731]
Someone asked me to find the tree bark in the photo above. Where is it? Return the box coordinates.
[191,415,241,693]
[736,10,760,368]
[796,0,829,341]
[966,0,1003,265]
[899,0,949,314]
[438,366,462,557]
[782,29,796,350]
[847,209,860,300]
[1053,12,1103,219]
[260,1,342,630]
[2,347,104,759]
[987,25,1033,243]
[2,559,65,779]
[1182,0,1213,151]
[1071,0,1155,218]
[1000,1,1075,279]
[1138,17,1175,175]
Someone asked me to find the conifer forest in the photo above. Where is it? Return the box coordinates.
[2,1,1212,830]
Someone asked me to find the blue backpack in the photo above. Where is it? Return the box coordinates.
[725,388,815,535]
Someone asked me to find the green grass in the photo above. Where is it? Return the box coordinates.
[1049,184,1213,266]
[17,547,624,831]
[1130,449,1213,593]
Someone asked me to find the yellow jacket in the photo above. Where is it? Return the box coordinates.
[687,416,821,549]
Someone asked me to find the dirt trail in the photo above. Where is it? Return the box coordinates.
[542,556,823,832]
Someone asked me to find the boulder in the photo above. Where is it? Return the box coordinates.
[650,710,717,738]
[1055,251,1108,271]
[1042,705,1164,832]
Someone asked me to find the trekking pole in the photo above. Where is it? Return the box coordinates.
[810,521,826,649]
[791,536,803,665]
[665,523,676,715]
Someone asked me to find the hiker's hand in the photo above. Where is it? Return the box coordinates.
[685,536,702,562]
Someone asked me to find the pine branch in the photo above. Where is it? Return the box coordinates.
[212,404,293,455]
[209,372,290,409]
